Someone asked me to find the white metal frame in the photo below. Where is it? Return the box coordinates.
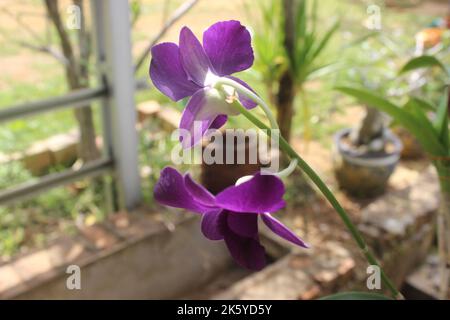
[0,0,142,210]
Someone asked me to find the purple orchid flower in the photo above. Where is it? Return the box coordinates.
[149,20,257,148]
[154,167,309,270]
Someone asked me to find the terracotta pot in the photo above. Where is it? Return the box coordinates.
[332,128,403,198]
[200,130,268,194]
[392,127,425,160]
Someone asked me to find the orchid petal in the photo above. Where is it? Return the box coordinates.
[216,173,286,213]
[153,167,211,214]
[261,213,309,248]
[227,212,258,238]
[210,114,228,130]
[179,27,213,86]
[179,88,234,148]
[224,228,266,270]
[203,20,254,76]
[150,42,201,101]
[201,210,225,240]
[184,173,216,207]
[225,76,257,109]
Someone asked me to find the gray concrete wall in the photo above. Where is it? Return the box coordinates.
[12,216,232,299]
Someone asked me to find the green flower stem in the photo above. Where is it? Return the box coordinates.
[219,78,403,299]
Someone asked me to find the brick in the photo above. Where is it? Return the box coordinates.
[0,264,29,298]
[157,107,181,132]
[21,142,53,175]
[214,241,355,299]
[47,131,78,166]
[45,236,92,267]
[10,250,54,283]
[78,224,119,250]
[403,254,441,299]
[359,165,438,287]
[137,100,161,123]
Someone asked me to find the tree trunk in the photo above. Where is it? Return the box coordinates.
[351,106,385,146]
[276,72,296,142]
[44,0,99,163]
[276,0,297,143]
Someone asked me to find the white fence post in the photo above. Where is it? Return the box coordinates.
[91,0,142,210]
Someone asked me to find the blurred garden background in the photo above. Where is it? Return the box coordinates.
[0,0,449,299]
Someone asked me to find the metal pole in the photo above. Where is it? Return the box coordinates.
[91,0,117,213]
[0,87,106,123]
[0,158,112,206]
[91,0,142,210]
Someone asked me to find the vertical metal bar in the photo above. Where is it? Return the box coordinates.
[91,0,142,210]
[91,0,117,213]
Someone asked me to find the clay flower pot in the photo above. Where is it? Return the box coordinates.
[392,126,425,160]
[201,130,269,194]
[332,128,403,198]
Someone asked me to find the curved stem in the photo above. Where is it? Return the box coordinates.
[227,88,403,300]
[272,159,298,178]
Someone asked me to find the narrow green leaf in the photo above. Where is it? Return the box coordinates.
[308,62,344,80]
[311,0,318,35]
[405,98,439,141]
[310,20,339,61]
[342,31,380,50]
[399,55,448,75]
[408,97,436,112]
[433,89,449,152]
[319,291,392,300]
[335,86,446,155]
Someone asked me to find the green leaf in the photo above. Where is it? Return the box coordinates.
[310,20,340,61]
[433,89,449,152]
[408,97,436,112]
[308,62,344,80]
[319,292,392,300]
[342,31,380,50]
[335,86,446,156]
[399,55,448,75]
[405,98,439,142]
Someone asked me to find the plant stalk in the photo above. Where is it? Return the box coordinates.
[221,77,403,299]
[436,161,450,299]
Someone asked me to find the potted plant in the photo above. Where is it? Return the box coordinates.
[333,61,404,197]
[200,130,267,194]
[337,55,450,298]
[333,104,403,197]
[331,29,434,197]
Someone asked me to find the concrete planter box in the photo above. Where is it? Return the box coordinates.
[0,210,232,299]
